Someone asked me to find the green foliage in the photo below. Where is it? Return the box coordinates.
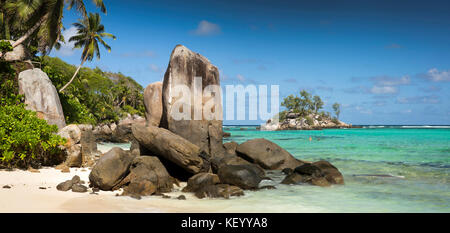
[0,61,66,168]
[312,95,324,113]
[305,116,314,126]
[332,102,341,120]
[332,117,340,125]
[278,110,287,122]
[0,40,13,53]
[42,56,144,124]
[281,89,315,116]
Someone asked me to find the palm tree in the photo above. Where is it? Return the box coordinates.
[4,0,106,51]
[59,12,115,93]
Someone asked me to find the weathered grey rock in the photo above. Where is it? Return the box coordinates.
[80,127,98,156]
[236,138,304,170]
[195,184,244,199]
[144,82,163,126]
[312,160,344,185]
[122,179,156,197]
[111,115,145,143]
[72,184,88,193]
[2,40,30,61]
[160,45,224,157]
[89,147,136,190]
[281,161,344,187]
[217,164,263,190]
[132,125,208,174]
[56,180,73,191]
[71,175,81,184]
[18,68,66,129]
[115,156,174,193]
[182,173,220,192]
[57,125,81,147]
[64,144,82,167]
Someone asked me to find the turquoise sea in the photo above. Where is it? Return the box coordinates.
[222,126,450,212]
[100,126,450,212]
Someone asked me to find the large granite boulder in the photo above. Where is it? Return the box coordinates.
[111,114,145,142]
[114,156,174,193]
[144,82,163,126]
[89,147,136,190]
[79,125,100,166]
[57,124,81,148]
[182,172,220,193]
[236,138,305,170]
[132,124,209,175]
[18,68,66,129]
[160,45,224,157]
[217,164,263,190]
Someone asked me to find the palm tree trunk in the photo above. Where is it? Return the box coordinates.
[59,55,88,93]
[11,13,48,48]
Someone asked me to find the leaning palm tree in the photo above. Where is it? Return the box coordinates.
[5,0,106,51]
[59,12,115,93]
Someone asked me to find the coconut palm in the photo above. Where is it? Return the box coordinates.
[59,12,115,93]
[3,0,106,52]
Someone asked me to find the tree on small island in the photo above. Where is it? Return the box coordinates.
[280,89,327,120]
[332,102,341,120]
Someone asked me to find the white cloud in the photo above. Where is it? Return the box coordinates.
[426,68,450,82]
[191,20,221,36]
[54,26,78,56]
[396,95,440,104]
[370,85,397,94]
[373,75,410,86]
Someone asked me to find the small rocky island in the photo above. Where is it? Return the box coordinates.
[53,45,345,199]
[261,111,351,131]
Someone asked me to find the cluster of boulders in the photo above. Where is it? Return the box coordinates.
[84,45,345,200]
[56,175,89,193]
[261,111,351,131]
[93,114,145,143]
[57,124,100,167]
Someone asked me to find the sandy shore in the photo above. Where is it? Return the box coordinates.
[0,167,203,213]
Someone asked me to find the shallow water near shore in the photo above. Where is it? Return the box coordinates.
[101,126,450,212]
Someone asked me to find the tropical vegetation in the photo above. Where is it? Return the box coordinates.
[279,89,338,122]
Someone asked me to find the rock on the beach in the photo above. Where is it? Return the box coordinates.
[218,164,263,190]
[160,45,224,157]
[112,114,145,143]
[195,184,244,199]
[89,147,136,190]
[58,124,81,147]
[56,180,73,191]
[72,184,88,193]
[64,144,82,167]
[182,173,220,192]
[312,160,344,185]
[236,138,304,170]
[116,156,174,193]
[144,81,163,127]
[18,68,66,129]
[281,161,344,187]
[132,125,208,174]
[79,125,100,164]
[122,179,156,197]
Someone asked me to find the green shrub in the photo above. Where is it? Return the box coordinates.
[0,40,13,54]
[305,116,314,126]
[332,117,340,124]
[0,104,67,168]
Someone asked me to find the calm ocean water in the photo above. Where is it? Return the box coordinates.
[99,126,450,212]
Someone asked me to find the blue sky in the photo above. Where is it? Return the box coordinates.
[52,0,450,125]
